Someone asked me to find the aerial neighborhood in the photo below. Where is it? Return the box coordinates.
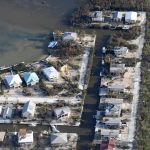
[0,1,147,149]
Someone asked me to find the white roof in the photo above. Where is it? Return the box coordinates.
[54,106,71,117]
[42,67,59,80]
[125,11,137,21]
[22,101,36,116]
[5,74,22,86]
[0,106,3,115]
[3,107,12,118]
[62,32,78,41]
[18,131,33,144]
[0,132,5,142]
[51,133,68,145]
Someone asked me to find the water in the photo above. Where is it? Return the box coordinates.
[0,0,80,66]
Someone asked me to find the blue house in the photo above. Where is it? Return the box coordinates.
[23,72,39,86]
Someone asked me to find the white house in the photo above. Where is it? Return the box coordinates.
[18,129,33,145]
[3,107,13,119]
[42,67,59,81]
[125,11,137,23]
[54,106,71,120]
[90,11,104,22]
[51,133,68,145]
[22,101,36,119]
[61,32,78,42]
[4,74,22,88]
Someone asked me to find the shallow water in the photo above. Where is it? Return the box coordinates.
[0,0,79,66]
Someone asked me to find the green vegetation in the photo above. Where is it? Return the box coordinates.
[135,14,150,150]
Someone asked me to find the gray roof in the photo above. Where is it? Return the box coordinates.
[108,84,124,91]
[54,106,71,117]
[102,117,121,125]
[100,98,123,105]
[100,129,119,137]
[110,63,125,73]
[99,87,109,96]
[51,133,68,145]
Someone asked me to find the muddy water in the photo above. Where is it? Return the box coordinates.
[0,0,79,66]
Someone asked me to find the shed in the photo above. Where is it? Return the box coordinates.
[22,101,36,119]
[42,67,59,81]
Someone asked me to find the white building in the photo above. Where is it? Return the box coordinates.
[125,11,137,23]
[62,32,78,42]
[0,106,3,116]
[18,129,33,145]
[22,101,36,119]
[42,67,59,82]
[51,133,68,145]
[4,74,22,88]
[90,11,104,22]
[0,132,5,142]
[113,47,128,57]
[54,106,71,120]
[3,107,13,119]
